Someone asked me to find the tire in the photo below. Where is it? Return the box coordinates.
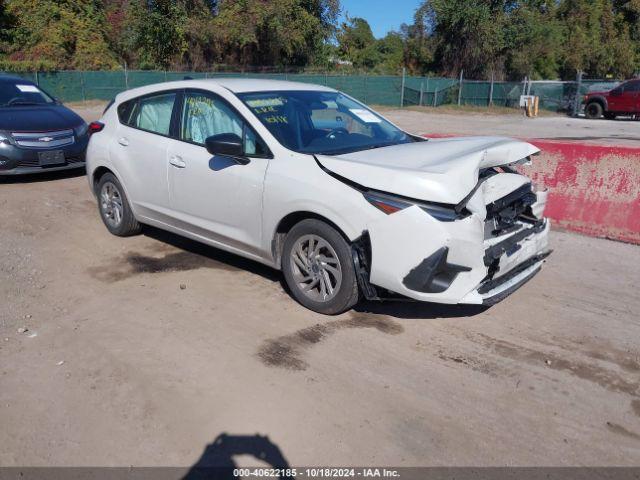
[96,172,141,237]
[282,219,360,315]
[585,102,603,119]
[603,112,616,120]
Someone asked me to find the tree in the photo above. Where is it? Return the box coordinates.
[3,0,119,70]
[337,17,381,68]
[401,3,434,74]
[424,0,507,79]
[558,0,637,78]
[504,1,563,79]
[377,32,405,73]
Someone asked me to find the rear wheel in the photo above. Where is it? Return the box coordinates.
[282,219,359,315]
[96,173,141,237]
[585,102,603,119]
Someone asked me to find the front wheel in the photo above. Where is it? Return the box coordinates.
[282,219,360,315]
[585,102,603,119]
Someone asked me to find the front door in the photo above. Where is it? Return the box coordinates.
[626,80,640,113]
[166,90,271,255]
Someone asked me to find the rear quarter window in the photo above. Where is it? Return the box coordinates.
[117,99,136,126]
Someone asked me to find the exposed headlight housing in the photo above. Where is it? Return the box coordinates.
[363,190,467,222]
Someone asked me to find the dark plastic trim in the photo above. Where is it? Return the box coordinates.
[402,247,471,294]
[484,220,546,267]
[479,250,552,295]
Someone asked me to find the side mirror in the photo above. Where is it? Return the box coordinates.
[205,133,244,158]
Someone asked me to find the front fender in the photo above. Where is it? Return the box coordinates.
[261,154,379,267]
[587,95,608,110]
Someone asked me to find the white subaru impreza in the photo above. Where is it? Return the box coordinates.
[86,79,550,314]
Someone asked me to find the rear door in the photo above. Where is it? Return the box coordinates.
[165,89,271,255]
[111,91,178,219]
[626,80,640,113]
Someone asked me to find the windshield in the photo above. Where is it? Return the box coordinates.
[0,81,55,107]
[237,90,415,155]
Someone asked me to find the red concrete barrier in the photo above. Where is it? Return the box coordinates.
[424,134,640,244]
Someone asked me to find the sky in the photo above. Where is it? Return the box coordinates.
[339,0,421,38]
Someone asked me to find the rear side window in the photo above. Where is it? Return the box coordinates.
[117,92,176,136]
[117,100,136,125]
[625,81,640,93]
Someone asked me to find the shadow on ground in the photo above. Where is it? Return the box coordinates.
[183,433,291,480]
[0,167,85,184]
[142,225,281,283]
[143,227,488,320]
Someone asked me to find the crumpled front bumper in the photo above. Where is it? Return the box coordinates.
[365,205,550,305]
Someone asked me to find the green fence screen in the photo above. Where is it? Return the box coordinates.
[1,70,621,111]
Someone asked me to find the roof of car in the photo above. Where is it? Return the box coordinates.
[203,78,336,93]
[116,77,336,102]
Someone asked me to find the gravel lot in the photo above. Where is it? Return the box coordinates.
[1,103,639,468]
[381,108,640,147]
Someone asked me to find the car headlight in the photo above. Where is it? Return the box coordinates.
[0,131,10,145]
[74,122,89,137]
[363,190,466,222]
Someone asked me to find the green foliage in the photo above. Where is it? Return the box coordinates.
[504,2,563,80]
[0,0,637,80]
[3,0,119,70]
[557,0,637,78]
[337,17,380,68]
[426,0,506,78]
[0,59,57,72]
[408,0,639,79]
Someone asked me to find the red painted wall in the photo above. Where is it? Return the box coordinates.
[424,134,640,244]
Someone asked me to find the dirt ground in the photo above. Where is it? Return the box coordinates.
[380,107,640,147]
[1,103,640,468]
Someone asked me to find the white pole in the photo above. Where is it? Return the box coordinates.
[400,67,406,107]
[489,71,494,106]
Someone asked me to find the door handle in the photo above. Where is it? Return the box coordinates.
[169,155,186,168]
[118,137,129,146]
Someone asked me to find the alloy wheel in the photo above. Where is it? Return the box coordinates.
[100,182,124,228]
[289,234,343,302]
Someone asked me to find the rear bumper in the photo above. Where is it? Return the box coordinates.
[365,206,551,305]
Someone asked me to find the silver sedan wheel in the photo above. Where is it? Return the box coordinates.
[100,182,124,228]
[290,234,342,302]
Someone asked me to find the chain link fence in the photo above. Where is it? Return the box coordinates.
[402,76,621,112]
[2,69,622,112]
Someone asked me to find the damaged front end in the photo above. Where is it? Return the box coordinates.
[316,136,551,305]
[472,168,551,305]
[349,158,551,305]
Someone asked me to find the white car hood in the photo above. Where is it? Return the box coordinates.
[316,136,540,204]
